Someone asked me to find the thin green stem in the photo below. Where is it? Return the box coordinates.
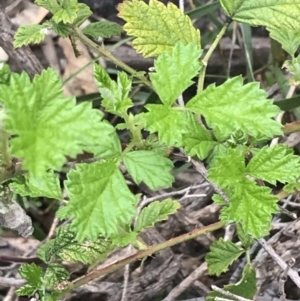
[72,27,152,88]
[61,221,225,296]
[197,22,230,93]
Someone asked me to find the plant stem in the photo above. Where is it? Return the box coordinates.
[197,22,230,93]
[60,221,225,296]
[72,27,152,88]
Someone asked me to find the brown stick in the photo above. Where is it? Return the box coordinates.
[0,5,43,78]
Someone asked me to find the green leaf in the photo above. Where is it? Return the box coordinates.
[44,264,69,290]
[283,56,300,85]
[206,238,244,276]
[186,76,282,140]
[223,181,278,238]
[123,150,174,190]
[135,199,181,232]
[0,69,104,176]
[44,20,71,37]
[38,226,115,264]
[18,263,43,286]
[207,264,257,301]
[83,21,123,39]
[269,28,300,57]
[150,42,202,106]
[117,0,200,57]
[182,115,215,160]
[236,223,255,249]
[64,161,136,241]
[143,104,191,146]
[10,172,62,199]
[52,0,78,24]
[220,0,300,30]
[16,284,37,297]
[247,145,300,185]
[83,121,122,159]
[94,64,133,116]
[34,0,59,13]
[0,63,11,85]
[73,3,93,26]
[284,181,300,193]
[14,25,47,48]
[208,148,246,187]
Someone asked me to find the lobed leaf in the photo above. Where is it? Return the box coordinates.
[208,148,246,187]
[117,0,200,57]
[14,25,47,48]
[223,180,278,238]
[186,76,282,140]
[247,145,300,185]
[206,238,244,276]
[150,42,202,106]
[269,28,300,57]
[10,172,62,200]
[135,199,181,232]
[38,226,115,264]
[220,0,300,30]
[143,104,193,146]
[16,263,43,296]
[52,0,79,24]
[94,64,133,116]
[44,264,69,290]
[123,150,174,190]
[64,161,136,241]
[0,69,105,176]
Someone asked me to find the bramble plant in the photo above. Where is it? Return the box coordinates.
[1,0,300,299]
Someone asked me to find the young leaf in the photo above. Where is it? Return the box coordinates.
[0,69,104,176]
[37,226,115,264]
[186,76,282,140]
[135,199,181,232]
[208,148,246,187]
[10,172,62,200]
[143,104,192,146]
[73,3,93,26]
[223,181,278,238]
[247,145,300,185]
[207,264,257,301]
[182,115,215,160]
[52,0,79,24]
[206,238,244,276]
[150,42,202,106]
[220,0,300,30]
[16,263,43,296]
[117,0,200,57]
[83,21,123,39]
[14,25,47,48]
[44,264,69,290]
[123,150,174,190]
[94,64,133,116]
[35,0,60,13]
[269,28,300,57]
[64,161,136,241]
[283,56,300,85]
